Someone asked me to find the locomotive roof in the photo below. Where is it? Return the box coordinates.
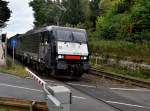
[9,34,22,39]
[26,25,86,35]
[46,25,86,32]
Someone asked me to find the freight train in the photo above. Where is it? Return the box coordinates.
[7,26,90,79]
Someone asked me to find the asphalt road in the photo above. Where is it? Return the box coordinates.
[0,73,44,101]
[0,73,117,111]
[65,81,150,111]
[0,73,150,111]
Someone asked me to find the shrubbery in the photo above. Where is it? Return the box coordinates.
[6,59,12,69]
[96,0,150,43]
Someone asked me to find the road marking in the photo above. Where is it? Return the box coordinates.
[0,83,43,92]
[67,83,96,88]
[0,73,21,79]
[105,100,149,109]
[25,76,33,79]
[110,88,150,92]
[72,96,86,100]
[44,79,55,83]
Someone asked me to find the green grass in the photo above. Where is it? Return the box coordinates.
[0,108,28,111]
[92,64,150,81]
[88,38,150,80]
[0,109,15,111]
[89,39,150,64]
[0,108,18,111]
[0,58,28,77]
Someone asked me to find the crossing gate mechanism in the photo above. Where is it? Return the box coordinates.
[25,68,72,111]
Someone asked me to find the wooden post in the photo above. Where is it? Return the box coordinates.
[96,57,98,65]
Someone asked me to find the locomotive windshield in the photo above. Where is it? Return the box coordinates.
[55,30,87,43]
[72,31,87,43]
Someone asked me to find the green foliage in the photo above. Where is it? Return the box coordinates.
[30,0,150,43]
[0,108,27,111]
[0,58,28,77]
[96,0,150,43]
[93,65,150,80]
[30,0,91,27]
[29,0,60,27]
[89,0,101,27]
[89,39,150,64]
[129,0,150,42]
[6,59,12,69]
[81,0,91,20]
[99,0,119,14]
[30,0,100,29]
[0,0,11,27]
[62,0,85,25]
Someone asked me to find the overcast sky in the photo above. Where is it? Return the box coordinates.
[3,0,34,38]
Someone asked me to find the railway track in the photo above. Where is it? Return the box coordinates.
[65,70,150,111]
[28,68,150,111]
[90,68,150,89]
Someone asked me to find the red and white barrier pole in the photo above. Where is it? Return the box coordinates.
[25,68,46,87]
[25,67,53,98]
[25,67,71,111]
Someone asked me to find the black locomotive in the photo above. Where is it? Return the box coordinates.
[7,26,89,79]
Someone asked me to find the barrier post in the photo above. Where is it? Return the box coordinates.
[25,68,72,111]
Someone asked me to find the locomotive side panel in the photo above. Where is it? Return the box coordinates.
[8,26,90,79]
[16,33,42,62]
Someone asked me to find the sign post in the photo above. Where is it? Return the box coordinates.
[11,39,17,65]
[1,34,7,66]
[13,45,14,65]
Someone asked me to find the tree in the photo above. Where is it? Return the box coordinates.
[30,0,92,27]
[0,0,11,27]
[129,0,150,42]
[62,0,85,25]
[30,0,60,27]
[81,0,91,21]
[89,0,101,27]
[96,0,150,43]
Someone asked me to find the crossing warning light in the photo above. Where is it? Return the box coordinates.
[1,34,6,42]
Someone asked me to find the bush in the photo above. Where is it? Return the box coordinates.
[6,59,12,69]
[88,39,150,64]
[96,0,150,43]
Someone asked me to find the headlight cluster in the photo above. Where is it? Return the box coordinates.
[81,56,87,60]
[58,55,64,59]
[57,55,88,60]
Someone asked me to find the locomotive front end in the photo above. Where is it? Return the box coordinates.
[54,28,89,79]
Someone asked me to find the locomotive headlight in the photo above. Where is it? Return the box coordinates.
[58,55,64,59]
[81,56,87,60]
[84,57,87,60]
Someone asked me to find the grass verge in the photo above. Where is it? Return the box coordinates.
[0,108,16,111]
[0,108,28,111]
[0,57,28,77]
[89,39,150,64]
[92,64,150,81]
[89,39,150,81]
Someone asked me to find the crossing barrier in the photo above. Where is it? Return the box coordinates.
[25,68,72,111]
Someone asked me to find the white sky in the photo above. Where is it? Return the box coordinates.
[3,0,34,38]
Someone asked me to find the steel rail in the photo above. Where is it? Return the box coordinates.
[90,68,150,88]
[26,67,129,111]
[65,83,123,111]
